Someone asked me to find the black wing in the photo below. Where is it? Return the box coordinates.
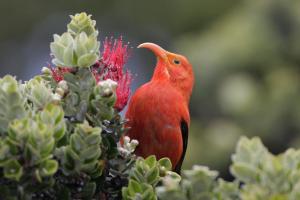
[174,119,188,174]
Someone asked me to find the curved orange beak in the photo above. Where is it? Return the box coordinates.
[138,43,169,63]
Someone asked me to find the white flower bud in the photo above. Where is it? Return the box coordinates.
[58,80,68,91]
[41,67,52,75]
[123,136,130,144]
[55,87,65,96]
[52,93,62,103]
[98,79,118,92]
[131,139,139,146]
[125,142,131,150]
[118,147,130,157]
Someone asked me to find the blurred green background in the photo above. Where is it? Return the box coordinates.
[1,0,300,179]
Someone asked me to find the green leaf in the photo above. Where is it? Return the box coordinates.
[70,133,85,153]
[80,146,101,162]
[158,158,172,171]
[77,53,97,67]
[146,166,160,185]
[74,35,88,56]
[85,133,101,145]
[128,180,142,194]
[166,171,181,182]
[132,168,146,183]
[3,159,23,181]
[63,43,75,66]
[145,155,157,168]
[67,12,97,37]
[60,32,74,46]
[50,42,65,62]
[40,159,58,177]
[230,163,259,183]
[0,75,25,132]
[141,184,156,200]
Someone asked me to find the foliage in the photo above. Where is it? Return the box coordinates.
[55,121,102,177]
[2,0,300,186]
[0,12,135,200]
[231,137,300,199]
[1,10,300,200]
[122,155,176,200]
[120,136,300,200]
[0,75,26,132]
[50,13,100,68]
[155,137,300,200]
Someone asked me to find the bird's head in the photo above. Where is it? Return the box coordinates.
[138,42,194,102]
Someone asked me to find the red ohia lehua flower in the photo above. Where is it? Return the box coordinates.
[92,37,132,112]
[50,66,73,82]
[50,37,132,112]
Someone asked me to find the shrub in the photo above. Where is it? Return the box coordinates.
[0,12,134,200]
[0,12,299,200]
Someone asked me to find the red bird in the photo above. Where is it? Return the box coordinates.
[125,43,194,173]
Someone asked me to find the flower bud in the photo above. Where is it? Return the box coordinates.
[41,67,52,75]
[58,80,68,91]
[68,12,97,37]
[131,139,139,147]
[55,87,65,97]
[52,93,62,104]
[123,136,130,144]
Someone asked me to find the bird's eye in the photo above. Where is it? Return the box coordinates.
[173,59,181,65]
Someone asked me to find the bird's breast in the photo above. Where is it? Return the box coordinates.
[125,82,190,167]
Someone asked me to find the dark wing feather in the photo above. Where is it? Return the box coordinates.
[174,119,188,174]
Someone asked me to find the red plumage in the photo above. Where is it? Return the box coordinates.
[125,43,194,173]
